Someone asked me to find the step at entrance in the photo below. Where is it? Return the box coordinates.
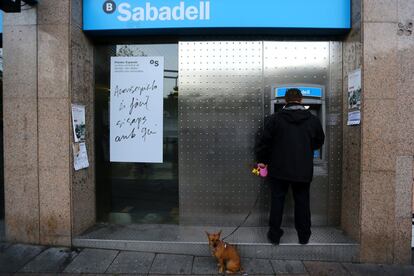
[73,224,359,262]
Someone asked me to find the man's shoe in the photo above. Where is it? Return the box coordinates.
[298,236,310,245]
[267,231,281,245]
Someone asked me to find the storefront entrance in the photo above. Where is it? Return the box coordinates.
[77,40,358,261]
[95,40,343,228]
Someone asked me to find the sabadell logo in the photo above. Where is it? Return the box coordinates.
[103,0,211,22]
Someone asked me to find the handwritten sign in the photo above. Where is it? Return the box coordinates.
[110,56,164,163]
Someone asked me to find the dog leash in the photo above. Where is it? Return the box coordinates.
[221,189,261,241]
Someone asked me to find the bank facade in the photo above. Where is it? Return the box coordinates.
[2,0,413,264]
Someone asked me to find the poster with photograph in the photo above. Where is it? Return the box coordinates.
[110,56,164,163]
[71,104,86,142]
[73,142,89,171]
[347,68,361,125]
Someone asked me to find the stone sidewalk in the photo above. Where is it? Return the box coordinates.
[1,243,414,275]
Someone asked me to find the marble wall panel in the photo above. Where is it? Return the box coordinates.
[397,0,414,22]
[363,0,397,22]
[39,167,71,246]
[360,0,414,264]
[38,24,70,99]
[361,99,396,142]
[341,0,363,242]
[360,171,396,263]
[38,99,70,169]
[37,0,70,25]
[363,23,397,100]
[3,98,38,169]
[4,166,39,243]
[393,217,412,264]
[2,25,37,99]
[3,19,39,244]
[69,22,96,236]
[3,7,36,26]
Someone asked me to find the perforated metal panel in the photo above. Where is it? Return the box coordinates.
[179,42,264,226]
[327,42,343,226]
[179,41,343,227]
[263,42,342,226]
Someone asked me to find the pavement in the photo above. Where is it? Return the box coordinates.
[1,242,414,275]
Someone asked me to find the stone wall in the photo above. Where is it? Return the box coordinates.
[359,0,414,264]
[70,0,96,236]
[37,0,72,246]
[341,0,362,242]
[3,0,95,246]
[3,0,413,263]
[4,4,40,244]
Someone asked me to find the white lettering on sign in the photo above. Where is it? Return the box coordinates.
[117,1,210,22]
[106,3,114,12]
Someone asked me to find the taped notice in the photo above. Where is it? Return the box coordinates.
[73,142,89,171]
[110,56,164,163]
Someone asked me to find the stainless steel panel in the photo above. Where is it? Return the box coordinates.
[327,42,343,226]
[179,41,342,227]
[179,41,264,226]
[264,42,342,226]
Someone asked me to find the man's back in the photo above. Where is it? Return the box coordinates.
[255,104,325,183]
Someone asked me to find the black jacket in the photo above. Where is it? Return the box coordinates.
[255,104,325,183]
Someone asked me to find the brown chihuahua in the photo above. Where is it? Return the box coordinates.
[206,231,243,274]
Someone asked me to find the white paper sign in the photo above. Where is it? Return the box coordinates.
[347,110,361,126]
[110,56,164,163]
[347,68,361,126]
[73,142,89,171]
[71,104,86,142]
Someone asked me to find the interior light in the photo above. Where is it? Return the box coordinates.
[304,106,310,109]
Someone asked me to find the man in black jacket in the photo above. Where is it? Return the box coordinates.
[255,88,325,245]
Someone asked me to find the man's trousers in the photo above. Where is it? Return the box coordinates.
[268,178,311,241]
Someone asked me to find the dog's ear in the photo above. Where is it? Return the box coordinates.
[218,230,222,236]
[205,231,210,236]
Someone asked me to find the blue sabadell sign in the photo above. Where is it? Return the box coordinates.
[276,87,323,98]
[83,0,350,32]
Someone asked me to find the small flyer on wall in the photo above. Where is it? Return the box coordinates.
[71,104,86,142]
[347,68,361,126]
[73,143,89,171]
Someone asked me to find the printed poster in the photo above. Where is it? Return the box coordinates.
[73,142,89,171]
[110,56,164,163]
[71,104,86,142]
[347,68,361,126]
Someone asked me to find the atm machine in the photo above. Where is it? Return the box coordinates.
[271,84,326,160]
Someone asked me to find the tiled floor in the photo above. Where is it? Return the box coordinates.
[1,243,414,275]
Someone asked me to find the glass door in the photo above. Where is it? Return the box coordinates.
[95,44,179,224]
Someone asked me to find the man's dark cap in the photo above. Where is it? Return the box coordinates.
[285,88,303,103]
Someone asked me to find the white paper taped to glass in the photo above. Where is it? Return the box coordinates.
[110,56,164,163]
